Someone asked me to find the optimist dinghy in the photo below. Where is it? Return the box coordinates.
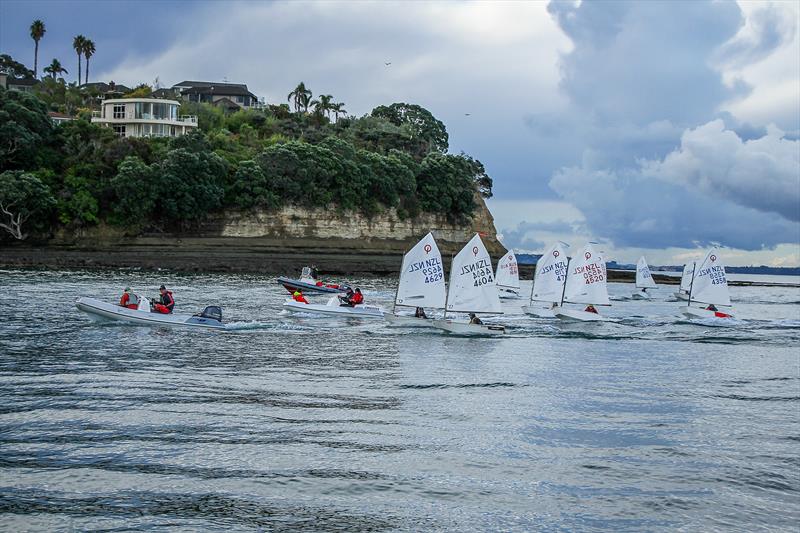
[76,296,226,329]
[277,267,346,294]
[675,263,694,301]
[430,233,505,336]
[384,232,446,328]
[283,295,385,318]
[554,243,616,322]
[496,250,521,299]
[522,241,569,318]
[682,248,734,319]
[631,256,657,299]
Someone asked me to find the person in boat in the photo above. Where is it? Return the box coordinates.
[351,288,364,305]
[309,265,319,280]
[414,307,427,319]
[154,285,175,314]
[706,304,718,311]
[585,304,598,314]
[292,290,309,304]
[119,287,139,309]
[339,287,355,307]
[469,313,483,325]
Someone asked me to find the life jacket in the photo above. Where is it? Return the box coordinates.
[293,291,307,303]
[127,293,140,306]
[351,292,364,305]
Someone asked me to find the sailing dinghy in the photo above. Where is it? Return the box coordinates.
[76,296,227,329]
[496,250,521,298]
[554,243,616,322]
[631,256,657,299]
[522,242,569,318]
[675,263,694,301]
[384,232,446,328]
[430,233,505,335]
[683,248,734,319]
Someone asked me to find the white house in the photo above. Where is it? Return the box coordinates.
[91,98,197,138]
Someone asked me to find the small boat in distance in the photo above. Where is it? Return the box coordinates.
[384,232,446,328]
[76,296,227,329]
[496,250,521,299]
[631,256,657,299]
[675,262,694,301]
[430,233,505,335]
[683,248,734,319]
[277,266,346,294]
[554,243,615,322]
[522,241,569,318]
[283,294,385,318]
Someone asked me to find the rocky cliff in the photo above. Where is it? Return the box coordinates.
[1,196,503,274]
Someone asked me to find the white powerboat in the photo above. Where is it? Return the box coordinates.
[283,295,385,318]
[76,296,226,329]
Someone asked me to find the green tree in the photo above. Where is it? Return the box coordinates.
[29,20,45,79]
[287,82,312,113]
[57,172,99,226]
[179,101,225,132]
[43,58,68,80]
[0,87,54,171]
[0,54,34,79]
[311,94,334,118]
[110,156,158,226]
[0,171,56,239]
[124,83,152,98]
[72,35,86,85]
[371,103,448,154]
[82,39,95,84]
[416,153,479,221]
[331,101,347,121]
[226,159,278,209]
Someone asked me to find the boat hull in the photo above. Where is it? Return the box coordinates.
[631,291,651,300]
[75,297,226,329]
[682,306,734,319]
[674,292,690,301]
[430,319,505,336]
[498,287,520,300]
[384,314,438,328]
[521,305,556,318]
[554,306,616,322]
[277,277,344,294]
[283,299,384,318]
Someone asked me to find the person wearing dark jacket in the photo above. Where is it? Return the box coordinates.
[339,287,355,307]
[154,285,175,314]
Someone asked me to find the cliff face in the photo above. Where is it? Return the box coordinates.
[2,196,503,274]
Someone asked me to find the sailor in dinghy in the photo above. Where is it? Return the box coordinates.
[495,249,521,299]
[554,243,617,322]
[631,256,657,299]
[430,233,505,335]
[682,248,735,319]
[384,232,447,328]
[522,242,569,318]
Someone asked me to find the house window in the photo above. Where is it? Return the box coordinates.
[112,125,126,137]
[113,104,125,119]
[236,95,244,103]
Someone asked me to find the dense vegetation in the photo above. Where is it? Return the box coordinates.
[0,77,492,241]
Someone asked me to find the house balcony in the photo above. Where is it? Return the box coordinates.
[92,110,197,124]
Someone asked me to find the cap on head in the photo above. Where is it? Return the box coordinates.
[159,285,166,290]
[124,287,131,292]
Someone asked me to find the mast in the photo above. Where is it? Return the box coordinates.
[443,253,453,319]
[687,260,696,307]
[559,256,571,306]
[529,261,536,304]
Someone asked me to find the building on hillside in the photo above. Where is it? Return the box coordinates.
[80,81,132,103]
[171,80,260,109]
[48,111,75,125]
[0,74,38,93]
[91,98,197,138]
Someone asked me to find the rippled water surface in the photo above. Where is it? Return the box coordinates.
[1,269,799,531]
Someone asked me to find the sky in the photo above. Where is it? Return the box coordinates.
[1,0,798,267]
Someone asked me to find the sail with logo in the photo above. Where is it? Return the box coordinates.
[522,241,569,317]
[675,262,695,301]
[495,250,520,298]
[683,248,734,319]
[431,233,505,335]
[632,256,657,299]
[555,243,615,322]
[385,232,446,327]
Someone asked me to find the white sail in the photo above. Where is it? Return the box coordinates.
[396,232,446,309]
[636,256,657,288]
[495,250,520,290]
[679,263,694,293]
[446,233,503,314]
[689,248,731,307]
[531,242,569,303]
[562,243,610,306]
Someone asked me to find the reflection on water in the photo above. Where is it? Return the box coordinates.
[0,269,798,531]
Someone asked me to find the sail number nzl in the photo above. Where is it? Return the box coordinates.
[573,263,605,285]
[408,257,444,284]
[461,259,494,287]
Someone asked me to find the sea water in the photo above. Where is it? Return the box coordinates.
[0,269,798,531]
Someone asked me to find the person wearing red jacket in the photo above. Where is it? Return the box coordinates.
[292,290,309,304]
[119,287,139,309]
[153,285,175,314]
[350,288,364,305]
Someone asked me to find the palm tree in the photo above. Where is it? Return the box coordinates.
[30,20,46,79]
[82,39,95,83]
[72,34,86,85]
[311,94,334,118]
[287,82,312,113]
[331,102,347,122]
[43,58,68,80]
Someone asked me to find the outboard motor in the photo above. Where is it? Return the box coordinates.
[198,306,222,322]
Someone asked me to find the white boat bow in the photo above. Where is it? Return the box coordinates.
[76,297,226,329]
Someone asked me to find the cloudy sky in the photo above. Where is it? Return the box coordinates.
[2,0,798,266]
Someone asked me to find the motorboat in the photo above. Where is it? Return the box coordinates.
[76,296,226,329]
[283,295,385,318]
[277,266,346,294]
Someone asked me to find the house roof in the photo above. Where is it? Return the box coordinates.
[80,81,132,93]
[173,80,257,99]
[151,88,178,99]
[7,78,38,87]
